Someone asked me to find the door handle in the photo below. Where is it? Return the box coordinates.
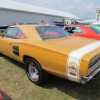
[9,42,12,45]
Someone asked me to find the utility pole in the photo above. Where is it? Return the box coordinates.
[96,8,100,22]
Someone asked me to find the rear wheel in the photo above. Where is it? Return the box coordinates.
[25,58,49,85]
[0,52,2,56]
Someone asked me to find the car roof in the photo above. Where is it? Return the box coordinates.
[8,24,57,40]
[9,24,55,28]
[65,25,90,28]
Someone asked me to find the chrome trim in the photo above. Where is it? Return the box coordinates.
[81,67,100,84]
[89,57,100,69]
[28,62,39,82]
[88,61,100,74]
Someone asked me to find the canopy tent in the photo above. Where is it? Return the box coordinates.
[92,21,100,25]
[75,20,85,23]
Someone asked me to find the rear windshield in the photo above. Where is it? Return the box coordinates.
[90,26,100,34]
[36,26,71,40]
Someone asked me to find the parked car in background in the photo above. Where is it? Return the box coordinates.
[26,23,38,25]
[0,25,9,32]
[94,25,100,30]
[0,25,9,35]
[0,25,100,85]
[13,22,23,25]
[53,22,64,28]
[63,25,100,40]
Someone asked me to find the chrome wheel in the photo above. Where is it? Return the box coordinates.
[28,62,39,82]
[25,58,49,85]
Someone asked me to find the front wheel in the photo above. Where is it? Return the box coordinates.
[25,58,49,85]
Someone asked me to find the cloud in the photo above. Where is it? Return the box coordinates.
[14,0,99,19]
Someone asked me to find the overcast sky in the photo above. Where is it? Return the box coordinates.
[14,0,100,19]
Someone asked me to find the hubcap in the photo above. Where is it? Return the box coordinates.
[28,62,39,82]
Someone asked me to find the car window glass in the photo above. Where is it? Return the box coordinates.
[71,27,84,33]
[90,26,100,34]
[64,27,72,33]
[2,28,8,37]
[36,26,71,40]
[6,28,19,38]
[64,27,84,34]
[16,29,27,39]
[94,26,100,30]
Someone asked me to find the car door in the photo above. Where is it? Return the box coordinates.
[0,27,19,58]
[12,29,27,62]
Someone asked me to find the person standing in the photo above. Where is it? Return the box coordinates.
[41,20,45,25]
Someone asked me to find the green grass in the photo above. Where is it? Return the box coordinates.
[0,55,100,100]
[0,31,3,35]
[0,32,2,35]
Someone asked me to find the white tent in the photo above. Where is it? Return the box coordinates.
[92,21,100,25]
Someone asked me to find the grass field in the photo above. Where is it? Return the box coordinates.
[0,55,100,100]
[0,31,3,35]
[0,32,2,35]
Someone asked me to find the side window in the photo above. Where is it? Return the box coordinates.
[5,28,19,38]
[2,28,8,37]
[90,26,100,34]
[16,29,27,39]
[64,27,72,33]
[71,28,84,33]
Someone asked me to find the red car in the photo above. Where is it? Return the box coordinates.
[63,25,100,40]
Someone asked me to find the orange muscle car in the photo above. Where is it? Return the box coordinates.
[0,25,100,85]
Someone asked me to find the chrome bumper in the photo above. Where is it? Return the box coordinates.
[81,67,100,84]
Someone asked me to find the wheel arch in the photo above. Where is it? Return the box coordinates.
[24,55,50,84]
[23,55,40,64]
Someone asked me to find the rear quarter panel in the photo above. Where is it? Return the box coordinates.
[14,40,68,78]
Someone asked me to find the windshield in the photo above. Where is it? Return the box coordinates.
[94,26,100,30]
[36,26,71,40]
[64,27,84,34]
[89,26,100,34]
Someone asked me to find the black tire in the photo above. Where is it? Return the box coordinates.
[0,53,2,56]
[25,58,49,85]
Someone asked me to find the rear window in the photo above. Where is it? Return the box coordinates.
[36,26,71,40]
[72,28,83,33]
[90,26,100,34]
[64,27,84,33]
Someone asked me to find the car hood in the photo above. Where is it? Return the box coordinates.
[44,36,97,51]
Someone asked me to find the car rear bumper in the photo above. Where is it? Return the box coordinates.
[81,67,100,84]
